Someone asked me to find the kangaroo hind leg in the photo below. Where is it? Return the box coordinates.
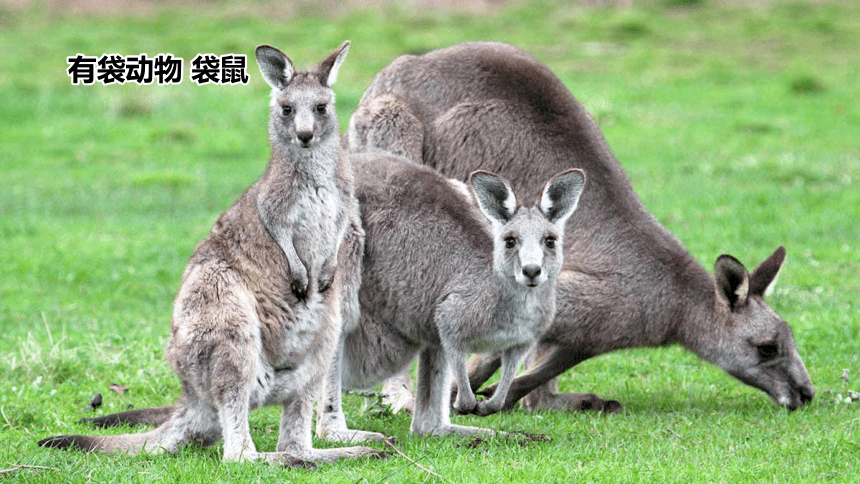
[412,347,495,437]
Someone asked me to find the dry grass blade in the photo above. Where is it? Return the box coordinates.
[383,439,443,480]
[0,464,59,475]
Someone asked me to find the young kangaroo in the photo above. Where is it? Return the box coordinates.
[317,154,585,439]
[37,42,383,465]
[347,41,815,413]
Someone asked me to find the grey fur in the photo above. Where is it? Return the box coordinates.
[347,41,814,412]
[37,42,384,465]
[347,94,423,162]
[316,154,585,440]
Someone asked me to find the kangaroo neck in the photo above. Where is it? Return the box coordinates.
[673,260,728,360]
[627,251,725,353]
[551,233,722,359]
[494,272,553,323]
[263,141,340,186]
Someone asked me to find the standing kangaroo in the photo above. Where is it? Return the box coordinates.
[316,154,585,440]
[37,42,383,465]
[347,41,815,412]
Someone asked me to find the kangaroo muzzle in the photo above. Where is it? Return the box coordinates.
[516,240,546,287]
[295,110,315,147]
[521,264,542,286]
[296,130,314,146]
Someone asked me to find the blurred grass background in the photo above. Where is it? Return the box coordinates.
[0,0,858,481]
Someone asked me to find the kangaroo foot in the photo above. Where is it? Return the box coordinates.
[523,391,622,413]
[319,427,390,444]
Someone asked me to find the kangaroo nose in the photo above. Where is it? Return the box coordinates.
[522,264,542,282]
[297,131,313,145]
[800,384,815,405]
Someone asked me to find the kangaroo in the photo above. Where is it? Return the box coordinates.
[37,42,384,465]
[315,154,584,441]
[346,41,815,413]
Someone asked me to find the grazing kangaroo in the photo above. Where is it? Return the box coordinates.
[38,42,383,465]
[315,154,584,440]
[347,41,815,413]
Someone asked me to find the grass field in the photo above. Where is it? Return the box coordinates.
[1,0,858,481]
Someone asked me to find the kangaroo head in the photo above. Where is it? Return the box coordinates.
[470,169,585,289]
[255,41,349,150]
[710,246,814,410]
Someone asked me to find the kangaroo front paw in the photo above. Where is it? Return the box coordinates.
[287,259,309,299]
[525,392,623,413]
[318,275,333,294]
[452,394,478,415]
[473,399,504,417]
[290,278,309,300]
[317,262,336,294]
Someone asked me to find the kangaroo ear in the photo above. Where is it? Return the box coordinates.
[255,45,294,90]
[749,246,786,297]
[538,169,585,226]
[470,170,518,225]
[316,40,350,87]
[714,254,750,310]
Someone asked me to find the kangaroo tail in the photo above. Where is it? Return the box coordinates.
[80,406,176,428]
[37,426,167,454]
[39,401,217,455]
[38,434,101,451]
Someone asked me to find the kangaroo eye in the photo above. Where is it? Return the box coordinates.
[545,237,556,249]
[281,105,292,116]
[504,237,516,249]
[316,104,327,114]
[757,344,779,359]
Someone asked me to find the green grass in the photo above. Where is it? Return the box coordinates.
[1,0,858,481]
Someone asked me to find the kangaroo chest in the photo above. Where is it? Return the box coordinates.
[287,183,342,260]
[464,290,551,353]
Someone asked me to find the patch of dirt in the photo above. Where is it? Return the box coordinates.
[507,431,552,446]
[458,431,551,449]
[460,437,487,449]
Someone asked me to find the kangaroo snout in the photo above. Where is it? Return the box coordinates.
[522,264,542,285]
[799,384,815,407]
[783,383,814,411]
[297,131,314,146]
[791,370,815,409]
